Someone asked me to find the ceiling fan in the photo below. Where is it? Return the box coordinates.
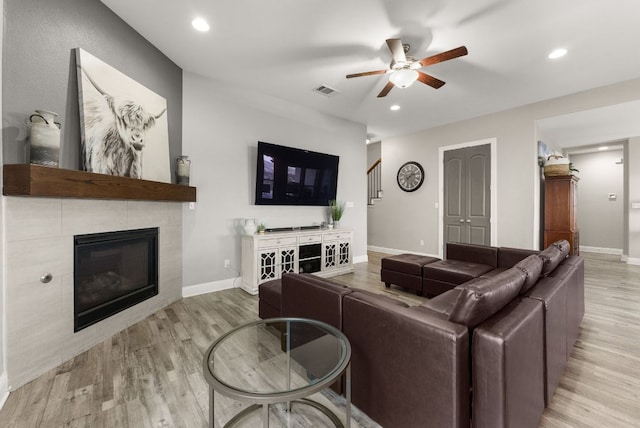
[346,39,468,98]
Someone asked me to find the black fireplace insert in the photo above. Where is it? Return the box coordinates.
[74,227,158,332]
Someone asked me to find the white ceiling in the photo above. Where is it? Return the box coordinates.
[101,0,640,142]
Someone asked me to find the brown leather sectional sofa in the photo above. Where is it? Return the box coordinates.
[258,240,584,428]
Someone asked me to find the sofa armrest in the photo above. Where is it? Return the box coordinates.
[473,298,545,428]
[523,276,568,405]
[446,242,498,267]
[343,291,470,428]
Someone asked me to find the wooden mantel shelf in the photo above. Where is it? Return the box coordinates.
[3,164,196,202]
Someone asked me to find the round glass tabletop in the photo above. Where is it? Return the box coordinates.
[203,317,351,400]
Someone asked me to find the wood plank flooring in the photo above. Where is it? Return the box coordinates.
[0,252,639,427]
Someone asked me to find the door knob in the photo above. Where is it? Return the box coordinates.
[459,219,464,223]
[466,219,471,223]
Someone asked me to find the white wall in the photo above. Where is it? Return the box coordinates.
[369,77,640,255]
[182,72,367,289]
[570,150,624,252]
[367,142,381,168]
[629,137,640,263]
[0,0,7,407]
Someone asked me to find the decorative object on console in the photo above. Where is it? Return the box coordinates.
[257,223,266,234]
[397,161,424,192]
[329,199,345,228]
[243,218,257,235]
[28,110,61,167]
[76,48,171,183]
[175,155,191,185]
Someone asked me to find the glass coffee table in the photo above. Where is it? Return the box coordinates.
[203,317,352,428]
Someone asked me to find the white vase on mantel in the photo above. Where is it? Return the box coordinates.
[244,218,257,235]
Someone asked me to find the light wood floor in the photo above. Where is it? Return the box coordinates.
[0,252,639,427]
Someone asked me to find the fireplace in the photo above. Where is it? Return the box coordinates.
[74,227,159,332]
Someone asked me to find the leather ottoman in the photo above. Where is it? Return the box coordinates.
[381,254,440,295]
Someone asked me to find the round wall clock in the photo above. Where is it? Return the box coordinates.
[397,161,425,192]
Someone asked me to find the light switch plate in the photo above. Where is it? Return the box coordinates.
[632,202,640,209]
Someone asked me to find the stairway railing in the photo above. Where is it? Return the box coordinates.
[367,158,382,204]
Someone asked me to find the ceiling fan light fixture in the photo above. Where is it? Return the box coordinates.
[389,69,419,88]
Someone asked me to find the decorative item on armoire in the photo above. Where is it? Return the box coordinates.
[176,155,191,185]
[28,110,61,167]
[543,155,570,176]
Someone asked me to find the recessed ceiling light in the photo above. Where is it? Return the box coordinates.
[390,105,400,111]
[192,18,210,32]
[598,146,609,151]
[548,48,567,59]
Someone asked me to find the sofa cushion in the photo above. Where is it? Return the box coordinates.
[419,288,463,318]
[446,242,498,267]
[479,268,507,279]
[448,268,526,328]
[514,254,544,294]
[423,259,495,285]
[553,240,571,257]
[539,240,569,277]
[348,289,410,311]
[381,253,440,276]
[497,247,539,268]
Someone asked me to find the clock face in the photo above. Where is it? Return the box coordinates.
[397,161,425,192]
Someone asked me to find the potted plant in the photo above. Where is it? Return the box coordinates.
[569,163,580,175]
[329,200,345,227]
[257,223,266,234]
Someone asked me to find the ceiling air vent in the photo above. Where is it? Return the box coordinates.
[313,84,340,97]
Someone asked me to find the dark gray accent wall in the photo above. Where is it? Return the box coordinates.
[2,0,182,177]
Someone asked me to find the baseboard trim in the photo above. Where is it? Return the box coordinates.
[580,246,623,255]
[353,255,368,264]
[182,277,238,298]
[0,371,9,411]
[626,257,640,266]
[367,245,439,258]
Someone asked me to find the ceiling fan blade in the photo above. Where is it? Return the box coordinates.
[417,71,446,89]
[386,38,407,64]
[346,69,389,79]
[377,81,395,98]
[419,46,468,67]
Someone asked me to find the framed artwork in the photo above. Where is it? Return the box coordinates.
[76,48,171,183]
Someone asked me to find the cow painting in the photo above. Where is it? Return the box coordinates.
[76,48,171,183]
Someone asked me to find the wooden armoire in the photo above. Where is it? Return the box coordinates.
[544,175,579,255]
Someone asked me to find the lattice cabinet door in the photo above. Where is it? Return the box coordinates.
[258,249,278,283]
[279,246,297,276]
[323,242,337,270]
[338,240,351,267]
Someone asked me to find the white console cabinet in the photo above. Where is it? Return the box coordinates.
[241,228,354,294]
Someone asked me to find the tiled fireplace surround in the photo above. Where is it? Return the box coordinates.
[4,197,183,390]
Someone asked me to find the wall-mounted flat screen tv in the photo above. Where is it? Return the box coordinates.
[255,141,339,206]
